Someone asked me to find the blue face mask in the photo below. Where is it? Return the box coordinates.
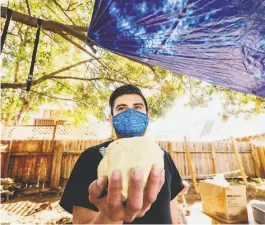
[112,108,149,138]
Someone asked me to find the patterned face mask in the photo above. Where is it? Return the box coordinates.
[112,108,149,138]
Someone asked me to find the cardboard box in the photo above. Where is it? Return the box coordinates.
[198,180,248,223]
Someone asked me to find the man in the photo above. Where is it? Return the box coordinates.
[60,84,184,224]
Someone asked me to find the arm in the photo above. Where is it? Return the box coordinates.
[170,199,180,224]
[60,148,164,224]
[73,206,122,224]
[87,167,165,223]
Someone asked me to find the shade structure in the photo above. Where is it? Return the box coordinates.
[87,0,265,97]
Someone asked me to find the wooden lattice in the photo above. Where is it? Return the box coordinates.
[1,125,97,140]
[55,125,97,140]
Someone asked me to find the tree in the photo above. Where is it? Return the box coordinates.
[1,1,184,125]
[1,1,264,125]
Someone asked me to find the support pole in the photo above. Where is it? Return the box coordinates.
[231,137,248,185]
[184,137,198,193]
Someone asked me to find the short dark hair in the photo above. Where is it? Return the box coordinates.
[109,84,148,115]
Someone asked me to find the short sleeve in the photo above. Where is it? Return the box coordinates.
[59,149,100,214]
[164,152,184,200]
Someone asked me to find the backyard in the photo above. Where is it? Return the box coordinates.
[1,0,265,224]
[1,178,264,224]
[1,126,265,224]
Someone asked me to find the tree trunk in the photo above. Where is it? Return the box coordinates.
[5,100,16,125]
[16,95,37,125]
[16,101,31,125]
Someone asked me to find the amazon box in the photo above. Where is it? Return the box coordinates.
[198,179,248,223]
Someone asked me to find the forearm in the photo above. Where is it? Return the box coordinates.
[170,199,180,224]
[91,211,123,224]
[72,206,123,224]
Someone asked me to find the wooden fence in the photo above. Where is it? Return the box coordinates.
[1,138,265,191]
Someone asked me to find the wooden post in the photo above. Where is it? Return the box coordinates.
[231,137,248,185]
[3,140,13,178]
[250,144,261,178]
[168,141,175,161]
[210,143,217,174]
[50,141,64,189]
[257,146,265,178]
[184,137,198,193]
[50,125,57,151]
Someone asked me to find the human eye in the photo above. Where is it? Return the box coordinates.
[134,105,143,110]
[118,106,125,111]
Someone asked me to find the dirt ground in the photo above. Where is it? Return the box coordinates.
[0,193,71,224]
[0,185,264,224]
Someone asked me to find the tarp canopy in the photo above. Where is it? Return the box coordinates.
[87,0,265,97]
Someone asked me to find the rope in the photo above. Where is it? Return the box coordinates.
[26,18,42,92]
[1,8,12,52]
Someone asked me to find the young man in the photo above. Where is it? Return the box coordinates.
[60,84,184,224]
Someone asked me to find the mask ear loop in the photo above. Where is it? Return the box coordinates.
[1,8,12,52]
[26,18,42,92]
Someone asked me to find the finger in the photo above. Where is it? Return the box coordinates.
[125,168,144,222]
[88,176,108,204]
[142,165,161,209]
[107,170,123,221]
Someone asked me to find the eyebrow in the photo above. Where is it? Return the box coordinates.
[134,103,145,108]
[115,104,127,109]
[115,103,145,109]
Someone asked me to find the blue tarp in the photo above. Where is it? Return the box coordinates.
[87,0,265,97]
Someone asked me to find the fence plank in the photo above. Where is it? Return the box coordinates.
[257,146,265,178]
[231,137,248,185]
[168,142,174,158]
[3,141,12,178]
[50,141,64,188]
[184,137,198,193]
[11,152,53,156]
[1,138,262,186]
[210,143,217,174]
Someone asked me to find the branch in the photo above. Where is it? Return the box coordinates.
[52,0,76,25]
[42,30,56,41]
[90,80,108,100]
[113,50,161,75]
[51,78,77,94]
[58,32,96,56]
[65,2,81,11]
[1,59,96,89]
[67,25,88,32]
[48,76,132,86]
[30,90,78,102]
[1,6,96,45]
[44,3,65,23]
[45,76,103,81]
[25,0,31,16]
[1,6,158,72]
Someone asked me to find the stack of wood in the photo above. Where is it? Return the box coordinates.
[0,178,22,201]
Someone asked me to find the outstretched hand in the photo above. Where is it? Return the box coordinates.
[88,165,165,223]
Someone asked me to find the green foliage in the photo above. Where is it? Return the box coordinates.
[182,77,265,119]
[1,0,183,125]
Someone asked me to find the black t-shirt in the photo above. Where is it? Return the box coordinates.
[59,140,184,224]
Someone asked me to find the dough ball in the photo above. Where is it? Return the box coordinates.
[98,137,164,201]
